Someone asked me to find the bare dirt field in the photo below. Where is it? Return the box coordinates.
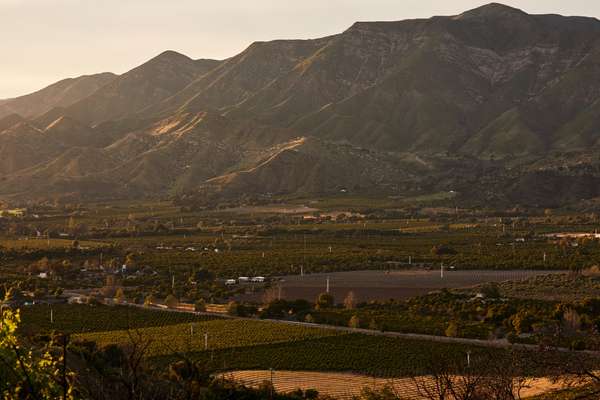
[219,370,565,399]
[275,269,565,302]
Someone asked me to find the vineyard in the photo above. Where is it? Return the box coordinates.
[19,304,219,334]
[20,304,503,378]
[75,319,344,357]
[157,333,497,378]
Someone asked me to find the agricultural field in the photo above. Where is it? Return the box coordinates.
[75,318,344,357]
[13,304,499,378]
[495,273,600,302]
[2,201,600,398]
[161,333,506,377]
[12,300,578,400]
[220,370,564,400]
[0,238,108,250]
[18,304,218,335]
[530,386,599,399]
[274,269,562,302]
[13,303,500,381]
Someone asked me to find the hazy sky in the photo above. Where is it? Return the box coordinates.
[1,0,600,98]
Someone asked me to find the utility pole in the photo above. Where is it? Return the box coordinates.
[467,351,472,367]
[326,276,330,293]
[409,256,412,265]
[50,308,54,324]
[440,263,444,279]
[303,234,306,265]
[204,332,209,350]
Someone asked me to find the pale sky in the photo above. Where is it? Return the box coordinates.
[1,0,600,99]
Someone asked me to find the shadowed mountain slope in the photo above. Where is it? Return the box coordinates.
[0,73,116,119]
[62,51,221,126]
[4,4,600,207]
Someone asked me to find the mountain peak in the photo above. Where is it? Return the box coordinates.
[151,50,192,63]
[457,3,527,19]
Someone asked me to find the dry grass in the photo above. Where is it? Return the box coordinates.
[219,370,567,399]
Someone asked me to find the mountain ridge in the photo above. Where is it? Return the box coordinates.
[0,72,116,119]
[3,4,600,207]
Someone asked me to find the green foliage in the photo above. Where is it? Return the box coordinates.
[510,310,536,335]
[226,301,256,317]
[144,294,155,306]
[165,294,178,309]
[315,293,335,310]
[260,299,312,319]
[479,282,501,299]
[194,299,206,312]
[445,321,459,337]
[227,301,240,316]
[431,244,457,256]
[114,288,126,303]
[349,315,361,329]
[360,385,401,400]
[0,308,74,399]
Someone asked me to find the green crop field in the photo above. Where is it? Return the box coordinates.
[19,304,219,335]
[16,304,490,378]
[0,238,108,250]
[75,319,344,357]
[157,333,499,378]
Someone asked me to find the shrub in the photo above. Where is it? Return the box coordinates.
[194,299,206,312]
[349,315,361,329]
[315,293,334,310]
[165,294,178,309]
[445,321,459,338]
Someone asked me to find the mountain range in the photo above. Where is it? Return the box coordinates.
[3,3,600,208]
